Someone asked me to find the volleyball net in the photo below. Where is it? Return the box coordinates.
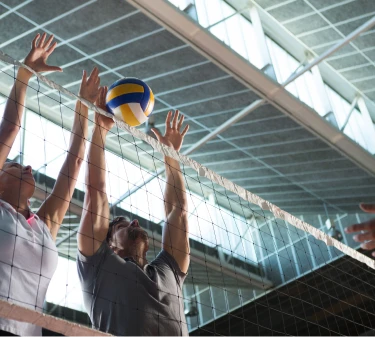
[1,51,375,335]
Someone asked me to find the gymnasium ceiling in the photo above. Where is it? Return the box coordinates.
[250,0,375,102]
[0,0,375,217]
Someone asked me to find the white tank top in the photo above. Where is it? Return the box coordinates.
[0,199,58,336]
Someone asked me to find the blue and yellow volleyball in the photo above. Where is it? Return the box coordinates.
[105,78,154,126]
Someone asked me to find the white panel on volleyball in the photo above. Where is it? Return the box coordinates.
[113,103,148,125]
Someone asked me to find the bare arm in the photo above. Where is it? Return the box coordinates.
[77,87,115,257]
[37,68,100,240]
[0,33,61,170]
[346,203,375,257]
[152,110,190,273]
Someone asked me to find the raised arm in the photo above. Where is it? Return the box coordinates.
[37,68,100,240]
[77,87,115,257]
[152,110,190,273]
[0,33,61,170]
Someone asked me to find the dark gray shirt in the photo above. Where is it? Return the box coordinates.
[77,242,188,336]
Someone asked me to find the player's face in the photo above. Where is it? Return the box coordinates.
[0,162,35,196]
[111,218,149,252]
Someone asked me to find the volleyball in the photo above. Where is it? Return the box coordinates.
[105,77,155,126]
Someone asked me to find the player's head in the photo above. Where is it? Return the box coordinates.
[0,161,35,199]
[107,216,149,265]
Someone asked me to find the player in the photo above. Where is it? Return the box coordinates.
[0,33,101,336]
[77,87,190,336]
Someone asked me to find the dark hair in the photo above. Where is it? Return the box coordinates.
[106,216,130,243]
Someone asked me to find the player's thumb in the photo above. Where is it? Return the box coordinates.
[360,203,375,214]
[151,128,161,141]
[47,65,63,72]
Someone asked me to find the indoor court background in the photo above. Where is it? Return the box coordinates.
[1,0,375,335]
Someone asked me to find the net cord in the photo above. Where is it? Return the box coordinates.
[0,298,109,336]
[0,50,373,273]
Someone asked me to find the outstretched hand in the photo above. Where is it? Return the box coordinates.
[23,33,62,75]
[94,86,114,131]
[345,203,375,256]
[151,110,189,151]
[79,67,100,105]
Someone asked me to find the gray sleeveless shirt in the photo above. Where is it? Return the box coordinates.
[77,242,188,336]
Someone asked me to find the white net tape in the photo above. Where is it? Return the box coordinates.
[0,299,109,336]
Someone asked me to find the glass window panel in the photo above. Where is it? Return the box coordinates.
[43,120,70,179]
[326,85,348,128]
[8,133,21,161]
[209,21,230,45]
[195,202,217,246]
[284,55,299,96]
[295,74,313,108]
[45,118,70,151]
[224,14,248,59]
[46,256,85,312]
[204,0,227,26]
[346,110,367,149]
[272,42,292,83]
[195,0,209,27]
[75,146,88,192]
[240,17,263,69]
[120,173,165,222]
[168,0,192,10]
[44,153,66,180]
[305,71,325,116]
[219,0,236,17]
[267,38,283,82]
[23,112,48,169]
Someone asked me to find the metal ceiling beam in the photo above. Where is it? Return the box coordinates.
[281,16,375,87]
